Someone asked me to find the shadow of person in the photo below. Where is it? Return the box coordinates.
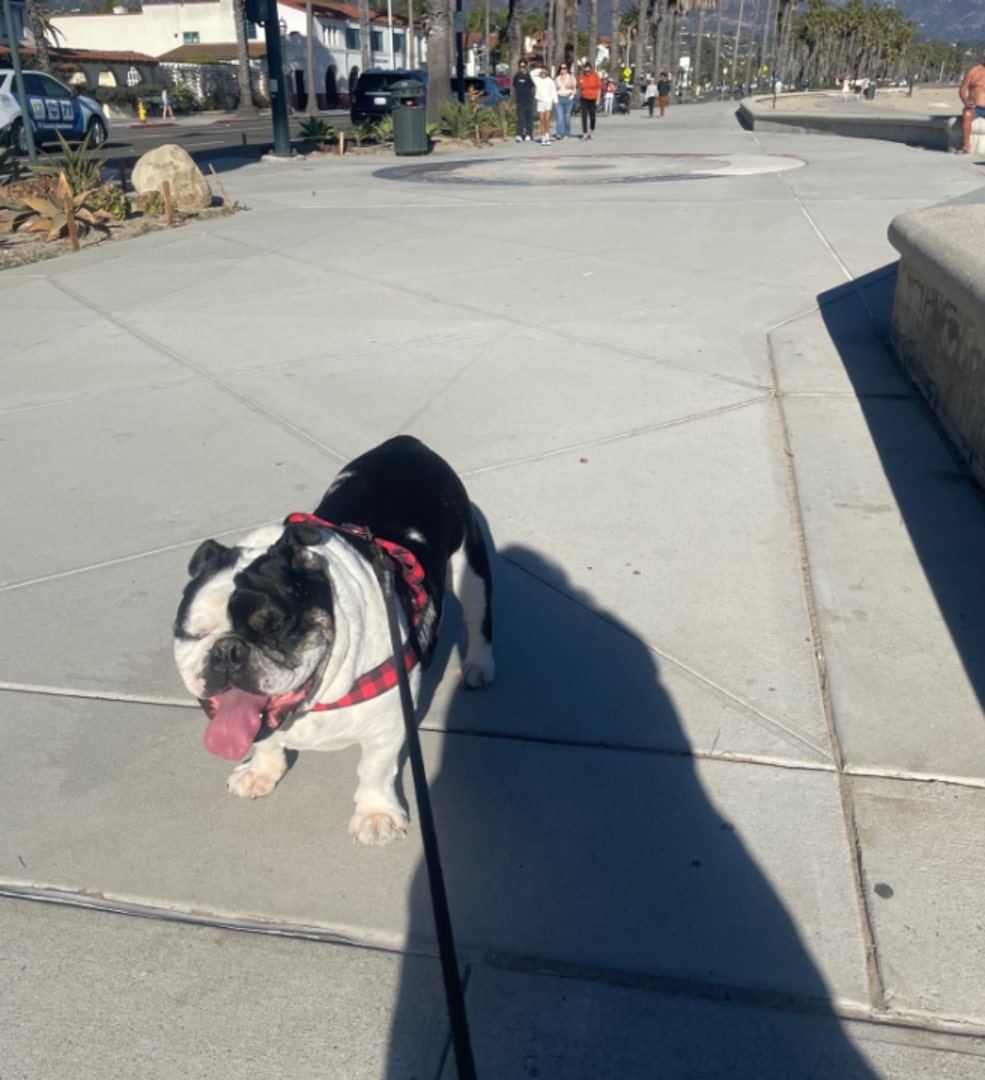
[385,544,880,1079]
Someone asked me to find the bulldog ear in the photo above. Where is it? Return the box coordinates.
[187,539,237,578]
[284,523,323,548]
[277,524,323,572]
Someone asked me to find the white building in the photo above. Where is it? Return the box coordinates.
[50,0,426,106]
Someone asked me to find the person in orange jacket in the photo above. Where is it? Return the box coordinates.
[578,62,602,140]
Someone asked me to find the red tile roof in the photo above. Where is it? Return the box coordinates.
[155,42,268,61]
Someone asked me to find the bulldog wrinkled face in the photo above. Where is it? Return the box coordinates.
[173,524,335,760]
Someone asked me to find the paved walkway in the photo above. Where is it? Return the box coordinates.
[3,100,985,1079]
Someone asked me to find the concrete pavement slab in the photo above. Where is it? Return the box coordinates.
[0,691,867,1003]
[771,282,907,398]
[778,377,985,781]
[463,403,831,762]
[1,279,187,411]
[453,965,985,1080]
[0,379,341,585]
[2,897,448,1080]
[852,776,985,1025]
[219,326,770,473]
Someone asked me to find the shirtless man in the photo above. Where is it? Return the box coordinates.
[958,55,985,153]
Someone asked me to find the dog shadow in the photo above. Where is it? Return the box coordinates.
[384,543,880,1078]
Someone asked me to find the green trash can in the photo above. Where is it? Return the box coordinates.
[391,80,429,156]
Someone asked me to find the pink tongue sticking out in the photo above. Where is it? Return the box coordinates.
[203,689,268,760]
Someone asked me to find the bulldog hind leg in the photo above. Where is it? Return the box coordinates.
[450,512,495,689]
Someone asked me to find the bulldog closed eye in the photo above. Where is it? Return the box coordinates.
[173,435,495,845]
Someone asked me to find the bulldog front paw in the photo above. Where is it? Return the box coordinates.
[227,759,286,799]
[349,807,408,846]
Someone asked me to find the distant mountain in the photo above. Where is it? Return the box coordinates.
[891,0,985,43]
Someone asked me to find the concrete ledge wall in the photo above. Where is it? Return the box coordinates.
[888,202,985,486]
[739,97,959,151]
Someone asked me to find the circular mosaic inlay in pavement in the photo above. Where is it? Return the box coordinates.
[374,153,805,186]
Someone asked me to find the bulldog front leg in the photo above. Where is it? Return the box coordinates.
[227,740,288,799]
[349,720,408,845]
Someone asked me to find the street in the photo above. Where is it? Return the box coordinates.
[97,110,352,172]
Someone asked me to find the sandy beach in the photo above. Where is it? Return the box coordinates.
[762,84,963,118]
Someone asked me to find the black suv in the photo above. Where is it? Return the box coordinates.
[350,70,428,123]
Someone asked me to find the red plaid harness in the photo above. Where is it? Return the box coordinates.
[284,512,437,712]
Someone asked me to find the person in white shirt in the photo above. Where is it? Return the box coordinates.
[554,63,577,139]
[532,68,558,145]
[644,76,657,118]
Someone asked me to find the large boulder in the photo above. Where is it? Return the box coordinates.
[132,144,213,212]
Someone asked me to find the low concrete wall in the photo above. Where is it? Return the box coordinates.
[888,198,985,487]
[739,96,961,152]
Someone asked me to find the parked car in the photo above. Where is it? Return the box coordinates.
[0,71,108,152]
[350,70,507,124]
[450,75,507,108]
[350,70,428,123]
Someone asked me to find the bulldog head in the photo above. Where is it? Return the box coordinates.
[173,523,334,761]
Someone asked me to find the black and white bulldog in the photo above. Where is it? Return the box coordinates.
[173,436,494,845]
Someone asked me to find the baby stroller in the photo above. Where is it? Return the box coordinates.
[615,83,632,114]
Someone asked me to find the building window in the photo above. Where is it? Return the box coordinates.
[370,29,383,51]
[126,66,141,87]
[183,31,200,45]
[393,32,404,53]
[345,27,359,50]
[246,21,257,40]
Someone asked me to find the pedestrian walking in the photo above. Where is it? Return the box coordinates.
[603,77,616,116]
[656,72,671,117]
[161,86,175,120]
[533,67,558,144]
[578,62,602,140]
[644,76,657,118]
[554,63,577,139]
[512,61,536,142]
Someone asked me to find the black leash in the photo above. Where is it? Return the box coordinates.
[374,547,478,1080]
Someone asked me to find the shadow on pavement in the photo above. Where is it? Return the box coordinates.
[818,267,985,716]
[386,544,879,1078]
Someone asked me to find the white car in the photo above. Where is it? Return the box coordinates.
[0,70,108,153]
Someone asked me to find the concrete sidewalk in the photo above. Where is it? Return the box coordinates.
[3,100,985,1078]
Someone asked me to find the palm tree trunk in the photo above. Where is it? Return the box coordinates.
[359,0,372,73]
[507,0,523,73]
[587,0,598,69]
[424,0,452,122]
[712,0,722,93]
[693,4,706,92]
[634,0,651,97]
[233,0,255,111]
[25,0,50,73]
[610,0,620,74]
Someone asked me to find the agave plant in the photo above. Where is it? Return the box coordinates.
[33,131,105,195]
[0,168,113,244]
[298,115,335,143]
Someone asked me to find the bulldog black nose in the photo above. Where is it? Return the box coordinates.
[210,636,249,674]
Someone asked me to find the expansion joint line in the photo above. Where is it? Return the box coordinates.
[765,334,888,1014]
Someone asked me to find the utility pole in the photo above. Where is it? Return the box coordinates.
[305,0,316,113]
[2,0,37,161]
[263,0,292,155]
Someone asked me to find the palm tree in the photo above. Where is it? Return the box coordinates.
[25,0,50,73]
[424,0,452,122]
[359,0,372,72]
[587,0,598,69]
[232,0,256,111]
